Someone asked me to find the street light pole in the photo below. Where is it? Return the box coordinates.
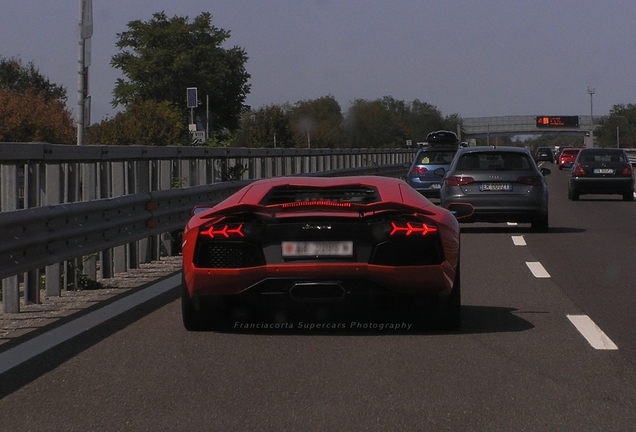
[587,86,595,124]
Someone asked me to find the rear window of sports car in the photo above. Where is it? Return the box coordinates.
[259,185,381,205]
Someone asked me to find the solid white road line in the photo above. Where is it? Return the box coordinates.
[526,261,551,278]
[567,314,619,350]
[0,273,181,375]
[512,235,526,246]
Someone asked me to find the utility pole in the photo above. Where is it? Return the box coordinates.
[77,0,93,145]
[587,86,595,124]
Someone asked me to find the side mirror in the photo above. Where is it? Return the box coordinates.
[433,167,446,177]
[540,167,551,176]
[446,202,474,220]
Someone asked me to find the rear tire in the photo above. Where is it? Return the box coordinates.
[623,191,634,201]
[442,260,462,331]
[181,280,208,331]
[570,189,580,201]
[531,213,549,233]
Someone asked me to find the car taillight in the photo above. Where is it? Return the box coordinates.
[516,176,543,186]
[447,176,474,186]
[622,164,633,176]
[281,200,351,208]
[200,223,244,238]
[573,164,586,176]
[390,221,438,236]
[411,166,428,174]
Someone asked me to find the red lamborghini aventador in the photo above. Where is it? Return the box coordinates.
[181,176,472,331]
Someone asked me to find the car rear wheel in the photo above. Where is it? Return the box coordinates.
[623,191,634,201]
[181,280,209,331]
[570,189,580,201]
[531,213,549,233]
[441,259,461,331]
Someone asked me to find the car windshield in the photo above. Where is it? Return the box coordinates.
[562,149,579,155]
[456,152,532,171]
[581,151,626,163]
[415,150,456,165]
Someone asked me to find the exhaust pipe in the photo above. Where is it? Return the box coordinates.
[289,282,346,303]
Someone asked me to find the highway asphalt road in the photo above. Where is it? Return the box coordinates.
[1,165,636,431]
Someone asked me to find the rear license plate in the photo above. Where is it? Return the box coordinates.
[431,183,441,189]
[480,183,512,191]
[594,168,614,174]
[282,241,353,257]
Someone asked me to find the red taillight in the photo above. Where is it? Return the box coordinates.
[573,164,586,176]
[411,166,428,174]
[622,164,633,176]
[516,176,542,186]
[281,200,351,208]
[447,176,474,186]
[390,221,438,236]
[200,224,244,238]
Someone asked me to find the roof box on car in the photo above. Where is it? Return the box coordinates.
[426,130,459,147]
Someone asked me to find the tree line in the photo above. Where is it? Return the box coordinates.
[1,11,634,148]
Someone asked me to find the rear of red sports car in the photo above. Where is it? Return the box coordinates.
[181,176,466,331]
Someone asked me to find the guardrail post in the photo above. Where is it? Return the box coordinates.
[1,163,20,313]
[25,162,41,304]
[45,163,63,297]
[81,162,97,283]
[99,161,113,279]
[112,161,127,274]
[137,160,152,264]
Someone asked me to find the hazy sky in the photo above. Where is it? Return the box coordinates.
[1,0,635,124]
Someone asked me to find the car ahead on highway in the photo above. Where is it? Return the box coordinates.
[439,146,551,232]
[181,176,473,331]
[534,147,554,163]
[558,147,580,170]
[568,148,634,201]
[406,130,460,198]
[407,146,459,197]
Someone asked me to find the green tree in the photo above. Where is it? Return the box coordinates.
[0,56,68,104]
[86,100,186,146]
[236,104,298,148]
[595,104,636,148]
[0,57,74,143]
[290,96,344,148]
[111,11,251,134]
[342,97,451,148]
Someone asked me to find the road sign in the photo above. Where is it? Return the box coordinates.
[187,88,198,108]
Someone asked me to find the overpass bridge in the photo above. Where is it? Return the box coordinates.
[461,115,598,146]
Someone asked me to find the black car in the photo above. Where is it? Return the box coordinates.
[534,147,554,163]
[568,148,634,201]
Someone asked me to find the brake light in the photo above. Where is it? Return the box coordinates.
[200,224,244,238]
[412,166,428,174]
[447,176,474,186]
[281,200,351,208]
[516,176,542,186]
[622,164,633,176]
[390,222,438,236]
[573,164,586,176]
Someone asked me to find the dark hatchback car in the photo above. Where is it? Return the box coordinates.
[534,147,554,163]
[439,146,550,232]
[568,148,634,201]
[407,131,459,198]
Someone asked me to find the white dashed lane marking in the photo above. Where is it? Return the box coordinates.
[511,235,526,246]
[511,236,617,351]
[526,261,551,278]
[567,315,619,350]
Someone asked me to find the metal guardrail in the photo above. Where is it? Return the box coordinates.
[0,142,414,313]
